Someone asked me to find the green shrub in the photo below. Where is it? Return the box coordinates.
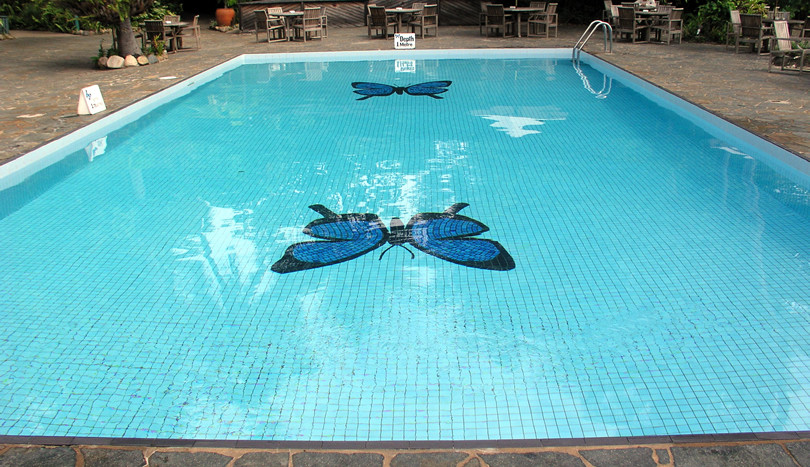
[683,0,770,42]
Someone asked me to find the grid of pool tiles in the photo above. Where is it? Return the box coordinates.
[1,54,810,441]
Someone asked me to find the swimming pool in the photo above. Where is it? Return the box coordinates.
[1,49,810,442]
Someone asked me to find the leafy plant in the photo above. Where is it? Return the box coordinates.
[133,0,182,22]
[147,37,166,56]
[682,0,770,42]
[0,0,103,32]
[221,0,239,7]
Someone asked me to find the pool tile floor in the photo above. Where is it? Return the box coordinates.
[2,20,810,465]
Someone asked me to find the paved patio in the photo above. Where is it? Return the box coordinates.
[1,23,808,164]
[1,22,810,466]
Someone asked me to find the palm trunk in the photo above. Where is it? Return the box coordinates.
[118,16,141,56]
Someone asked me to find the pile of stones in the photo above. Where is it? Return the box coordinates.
[97,52,168,69]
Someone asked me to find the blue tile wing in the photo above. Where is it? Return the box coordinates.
[404,81,452,99]
[406,203,515,271]
[352,82,397,100]
[271,205,389,273]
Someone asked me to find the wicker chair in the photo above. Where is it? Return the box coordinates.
[409,4,438,37]
[769,20,808,72]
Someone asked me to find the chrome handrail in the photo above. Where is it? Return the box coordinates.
[573,20,613,62]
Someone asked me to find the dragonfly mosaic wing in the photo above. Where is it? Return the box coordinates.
[270,205,389,273]
[406,203,515,271]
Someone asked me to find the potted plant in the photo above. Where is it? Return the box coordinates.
[216,0,238,27]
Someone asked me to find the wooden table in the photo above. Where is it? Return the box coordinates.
[277,11,303,40]
[506,6,541,37]
[634,10,666,41]
[163,21,188,50]
[385,8,420,33]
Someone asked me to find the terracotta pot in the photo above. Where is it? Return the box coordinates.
[215,8,236,27]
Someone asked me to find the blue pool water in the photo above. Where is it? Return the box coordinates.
[2,50,810,441]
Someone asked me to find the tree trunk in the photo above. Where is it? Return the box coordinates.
[118,16,141,56]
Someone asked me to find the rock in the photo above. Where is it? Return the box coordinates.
[106,55,124,69]
[137,55,149,65]
[97,56,108,69]
[147,54,159,64]
[124,54,138,67]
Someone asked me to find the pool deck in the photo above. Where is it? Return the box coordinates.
[1,23,810,466]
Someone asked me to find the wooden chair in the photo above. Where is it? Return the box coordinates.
[769,20,808,72]
[616,6,648,42]
[527,2,557,38]
[602,0,613,21]
[293,7,323,41]
[320,6,328,37]
[163,15,181,23]
[368,5,396,37]
[255,9,286,42]
[801,16,810,38]
[725,9,741,50]
[175,14,201,49]
[144,19,176,53]
[485,4,514,37]
[652,8,682,44]
[737,13,771,54]
[410,4,438,37]
[530,1,547,10]
[409,3,427,18]
[479,2,489,35]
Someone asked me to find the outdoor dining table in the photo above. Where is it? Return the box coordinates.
[634,10,667,41]
[163,20,188,50]
[385,8,420,33]
[506,6,542,37]
[276,11,304,40]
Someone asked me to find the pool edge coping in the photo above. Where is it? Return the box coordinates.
[2,431,810,448]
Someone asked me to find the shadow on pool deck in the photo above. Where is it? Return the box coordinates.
[1,22,810,466]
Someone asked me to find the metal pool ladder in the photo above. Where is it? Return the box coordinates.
[573,20,613,62]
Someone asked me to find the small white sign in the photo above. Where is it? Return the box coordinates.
[77,85,106,115]
[394,33,416,50]
[395,59,416,73]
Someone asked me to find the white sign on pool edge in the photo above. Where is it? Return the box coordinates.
[77,84,106,115]
[394,33,416,49]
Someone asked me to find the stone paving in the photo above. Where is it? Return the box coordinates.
[1,21,810,466]
[2,440,810,466]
